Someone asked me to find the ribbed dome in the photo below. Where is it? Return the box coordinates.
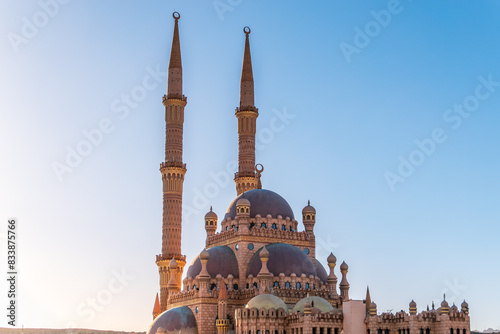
[246,294,288,312]
[302,201,316,214]
[246,243,316,277]
[147,306,198,334]
[186,246,239,279]
[205,208,217,219]
[224,189,294,220]
[292,296,334,314]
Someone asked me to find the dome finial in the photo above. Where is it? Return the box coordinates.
[210,205,213,211]
[255,164,264,189]
[172,11,180,21]
[243,26,251,36]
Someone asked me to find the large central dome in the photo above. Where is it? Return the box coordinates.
[224,189,295,220]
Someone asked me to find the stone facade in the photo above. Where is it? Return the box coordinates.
[146,12,471,334]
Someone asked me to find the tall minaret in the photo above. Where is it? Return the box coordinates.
[156,11,187,312]
[234,27,259,195]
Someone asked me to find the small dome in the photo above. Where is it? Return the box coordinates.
[441,299,449,308]
[225,189,295,220]
[260,246,269,259]
[292,296,334,314]
[369,302,377,309]
[247,243,316,278]
[205,207,217,220]
[409,300,417,308]
[327,253,337,264]
[236,197,250,206]
[451,304,458,311]
[200,248,209,260]
[461,300,469,308]
[186,246,239,279]
[302,200,316,214]
[146,306,198,334]
[340,261,348,271]
[169,258,178,270]
[315,260,328,283]
[246,294,288,312]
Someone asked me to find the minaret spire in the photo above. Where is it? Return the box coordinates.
[156,11,187,313]
[167,12,182,98]
[240,27,254,108]
[234,26,259,195]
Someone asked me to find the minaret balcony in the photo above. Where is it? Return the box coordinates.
[236,106,258,113]
[163,93,187,103]
[161,161,187,169]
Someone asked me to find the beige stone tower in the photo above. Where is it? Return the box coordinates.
[234,27,259,195]
[156,11,187,312]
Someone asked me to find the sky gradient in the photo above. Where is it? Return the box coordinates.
[1,0,499,332]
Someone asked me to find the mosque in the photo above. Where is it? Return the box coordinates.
[146,12,471,334]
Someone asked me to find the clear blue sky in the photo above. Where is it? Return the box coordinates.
[1,0,499,332]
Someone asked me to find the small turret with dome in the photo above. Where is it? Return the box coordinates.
[236,192,251,217]
[409,300,417,315]
[205,206,218,236]
[302,200,316,237]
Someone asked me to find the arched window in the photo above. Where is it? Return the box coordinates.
[233,283,238,290]
[305,283,309,290]
[281,225,286,231]
[261,223,266,228]
[210,283,217,290]
[272,223,277,229]
[296,282,301,289]
[246,283,249,289]
[193,285,197,290]
[274,281,279,287]
[285,282,291,288]
[253,282,258,288]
